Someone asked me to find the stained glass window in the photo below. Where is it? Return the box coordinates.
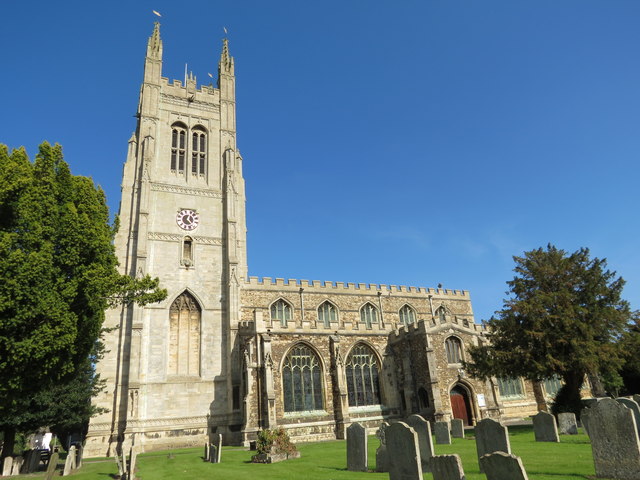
[345,344,381,407]
[282,344,323,412]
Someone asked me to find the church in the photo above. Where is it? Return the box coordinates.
[85,25,559,457]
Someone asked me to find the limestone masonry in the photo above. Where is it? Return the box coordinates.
[85,25,573,456]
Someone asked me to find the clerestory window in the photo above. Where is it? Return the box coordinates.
[360,303,379,329]
[318,301,337,328]
[270,299,292,327]
[399,304,416,326]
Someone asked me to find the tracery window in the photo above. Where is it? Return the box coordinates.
[360,303,379,329]
[317,301,337,328]
[282,344,324,412]
[543,376,563,397]
[191,127,207,176]
[497,377,524,398]
[399,304,416,326]
[168,291,201,376]
[270,299,292,327]
[345,343,381,407]
[171,123,187,172]
[445,336,463,364]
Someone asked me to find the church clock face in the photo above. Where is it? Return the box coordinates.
[176,209,199,230]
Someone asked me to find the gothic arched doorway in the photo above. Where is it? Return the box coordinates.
[450,385,473,426]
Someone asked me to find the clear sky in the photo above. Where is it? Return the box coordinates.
[1,1,639,323]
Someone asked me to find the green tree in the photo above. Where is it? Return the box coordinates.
[465,244,633,417]
[0,143,166,457]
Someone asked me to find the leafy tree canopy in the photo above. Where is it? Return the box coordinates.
[464,244,633,415]
[0,143,166,453]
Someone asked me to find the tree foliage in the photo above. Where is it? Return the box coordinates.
[0,143,166,455]
[464,244,633,416]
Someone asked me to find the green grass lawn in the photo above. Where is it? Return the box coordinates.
[53,425,598,479]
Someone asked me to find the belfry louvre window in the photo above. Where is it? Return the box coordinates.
[270,299,292,327]
[445,336,463,364]
[318,301,337,328]
[399,305,416,326]
[360,303,379,329]
[168,291,201,376]
[497,377,524,398]
[346,344,381,407]
[282,344,324,412]
[191,127,207,175]
[171,123,187,172]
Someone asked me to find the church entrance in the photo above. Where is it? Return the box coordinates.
[450,385,473,425]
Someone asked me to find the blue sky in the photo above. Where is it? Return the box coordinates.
[1,1,639,322]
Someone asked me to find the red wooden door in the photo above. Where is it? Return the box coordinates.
[450,392,469,425]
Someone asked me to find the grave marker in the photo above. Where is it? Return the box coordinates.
[475,418,511,473]
[450,418,464,438]
[431,454,466,480]
[406,414,433,472]
[386,422,422,480]
[480,451,529,480]
[532,411,559,442]
[434,421,452,444]
[44,452,59,480]
[558,412,578,435]
[375,422,389,473]
[346,422,367,472]
[617,397,640,436]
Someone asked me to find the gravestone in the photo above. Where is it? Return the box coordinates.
[76,444,84,469]
[532,411,559,442]
[21,450,37,473]
[480,451,529,480]
[434,421,452,444]
[582,398,640,480]
[617,397,640,436]
[450,418,464,438]
[558,412,578,435]
[204,442,210,461]
[62,445,76,476]
[430,454,465,480]
[386,422,422,480]
[406,414,433,472]
[375,422,389,473]
[475,418,511,473]
[346,422,367,472]
[44,452,59,480]
[11,456,23,475]
[2,456,13,476]
[210,433,222,463]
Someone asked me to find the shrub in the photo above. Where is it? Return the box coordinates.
[255,428,297,456]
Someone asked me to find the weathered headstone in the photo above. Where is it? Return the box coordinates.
[617,397,640,436]
[346,422,367,472]
[532,411,559,442]
[44,452,59,480]
[21,450,36,473]
[209,433,222,463]
[11,456,23,475]
[375,422,389,473]
[431,454,465,480]
[2,456,13,477]
[475,418,511,473]
[76,444,84,469]
[204,442,210,461]
[386,422,422,480]
[62,445,77,476]
[582,398,640,480]
[434,421,452,444]
[450,418,464,438]
[29,449,42,472]
[406,414,433,472]
[558,412,578,435]
[480,451,529,480]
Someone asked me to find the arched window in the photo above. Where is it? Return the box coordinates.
[543,376,563,397]
[270,299,292,327]
[345,344,381,407]
[360,303,379,329]
[182,236,193,266]
[436,305,447,323]
[497,377,524,398]
[399,305,416,326]
[191,127,207,176]
[168,291,201,376]
[171,123,187,172]
[318,301,337,328]
[282,344,324,412]
[445,336,463,364]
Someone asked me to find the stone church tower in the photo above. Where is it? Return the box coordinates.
[85,24,248,456]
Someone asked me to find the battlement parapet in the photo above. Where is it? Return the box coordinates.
[244,276,469,297]
[159,77,219,97]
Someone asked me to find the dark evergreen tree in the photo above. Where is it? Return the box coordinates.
[0,143,166,457]
[465,244,633,417]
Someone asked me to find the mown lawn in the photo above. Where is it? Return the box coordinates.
[53,425,598,479]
